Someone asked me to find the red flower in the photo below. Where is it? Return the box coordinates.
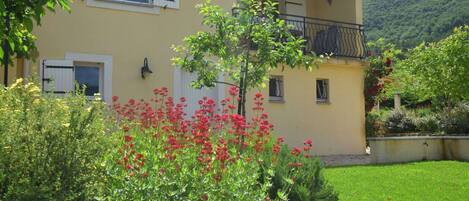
[276,137,284,143]
[123,125,130,132]
[272,144,281,154]
[124,135,133,142]
[290,147,302,156]
[112,96,119,102]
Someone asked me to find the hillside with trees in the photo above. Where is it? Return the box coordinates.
[364,0,469,49]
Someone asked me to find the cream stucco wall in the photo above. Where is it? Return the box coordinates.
[247,58,368,155]
[307,0,362,24]
[31,0,234,101]
[369,136,469,164]
[23,0,367,156]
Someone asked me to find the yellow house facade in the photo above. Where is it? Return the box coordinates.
[3,0,368,156]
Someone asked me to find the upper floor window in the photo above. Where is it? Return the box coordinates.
[114,0,153,5]
[269,76,284,102]
[316,79,329,103]
[87,0,179,15]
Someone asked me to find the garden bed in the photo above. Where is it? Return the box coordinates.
[368,136,469,164]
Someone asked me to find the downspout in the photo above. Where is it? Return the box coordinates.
[3,13,10,86]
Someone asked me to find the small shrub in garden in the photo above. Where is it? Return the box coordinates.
[438,103,469,134]
[414,114,439,134]
[266,144,338,201]
[105,86,337,200]
[365,109,389,137]
[385,109,417,134]
[0,79,111,200]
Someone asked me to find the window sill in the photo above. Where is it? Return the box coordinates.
[269,98,285,103]
[87,0,160,14]
[316,100,331,105]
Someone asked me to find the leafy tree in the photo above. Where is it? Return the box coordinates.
[172,0,319,117]
[364,38,402,112]
[1,0,72,86]
[395,26,469,107]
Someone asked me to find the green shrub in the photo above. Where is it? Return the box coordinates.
[438,103,469,134]
[365,109,390,137]
[384,109,417,134]
[414,114,439,134]
[0,80,111,200]
[267,145,338,201]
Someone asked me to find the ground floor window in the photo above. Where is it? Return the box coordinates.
[42,60,104,99]
[269,75,284,102]
[316,79,329,103]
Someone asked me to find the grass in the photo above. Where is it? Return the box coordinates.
[324,161,469,201]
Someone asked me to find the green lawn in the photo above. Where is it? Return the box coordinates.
[324,161,469,201]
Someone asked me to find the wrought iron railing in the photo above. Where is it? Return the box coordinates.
[280,14,366,59]
[231,8,366,59]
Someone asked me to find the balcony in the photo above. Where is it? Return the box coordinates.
[232,8,366,59]
[280,14,366,59]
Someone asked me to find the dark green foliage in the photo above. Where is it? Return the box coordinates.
[366,103,469,136]
[385,109,417,134]
[439,103,469,134]
[364,0,469,49]
[268,146,338,201]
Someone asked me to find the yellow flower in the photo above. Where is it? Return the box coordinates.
[8,78,24,89]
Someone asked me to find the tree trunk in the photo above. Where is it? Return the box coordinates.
[3,14,10,87]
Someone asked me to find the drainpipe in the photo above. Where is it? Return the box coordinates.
[3,13,11,87]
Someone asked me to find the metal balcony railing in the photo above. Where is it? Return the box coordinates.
[231,8,366,59]
[280,14,366,59]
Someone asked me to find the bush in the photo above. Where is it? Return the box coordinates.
[267,145,338,201]
[414,114,439,134]
[105,87,337,200]
[385,109,417,134]
[438,103,469,134]
[0,79,111,200]
[365,109,390,137]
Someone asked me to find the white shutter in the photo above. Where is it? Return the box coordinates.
[180,71,219,118]
[155,0,179,9]
[41,60,75,95]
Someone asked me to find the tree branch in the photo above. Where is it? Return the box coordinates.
[214,81,239,88]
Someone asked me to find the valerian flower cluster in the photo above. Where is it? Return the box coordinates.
[107,86,314,200]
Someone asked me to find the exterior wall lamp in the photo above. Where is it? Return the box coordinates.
[141,57,153,79]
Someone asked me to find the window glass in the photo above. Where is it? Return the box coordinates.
[75,67,100,96]
[316,79,329,103]
[269,76,284,101]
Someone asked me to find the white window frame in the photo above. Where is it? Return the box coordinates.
[86,0,179,14]
[269,75,284,102]
[65,53,113,104]
[316,79,330,104]
[155,0,179,9]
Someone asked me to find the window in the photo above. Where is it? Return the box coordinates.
[114,0,152,5]
[87,0,179,14]
[269,76,284,102]
[316,79,329,103]
[42,60,104,99]
[75,66,102,97]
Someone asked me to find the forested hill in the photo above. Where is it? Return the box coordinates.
[364,0,469,49]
